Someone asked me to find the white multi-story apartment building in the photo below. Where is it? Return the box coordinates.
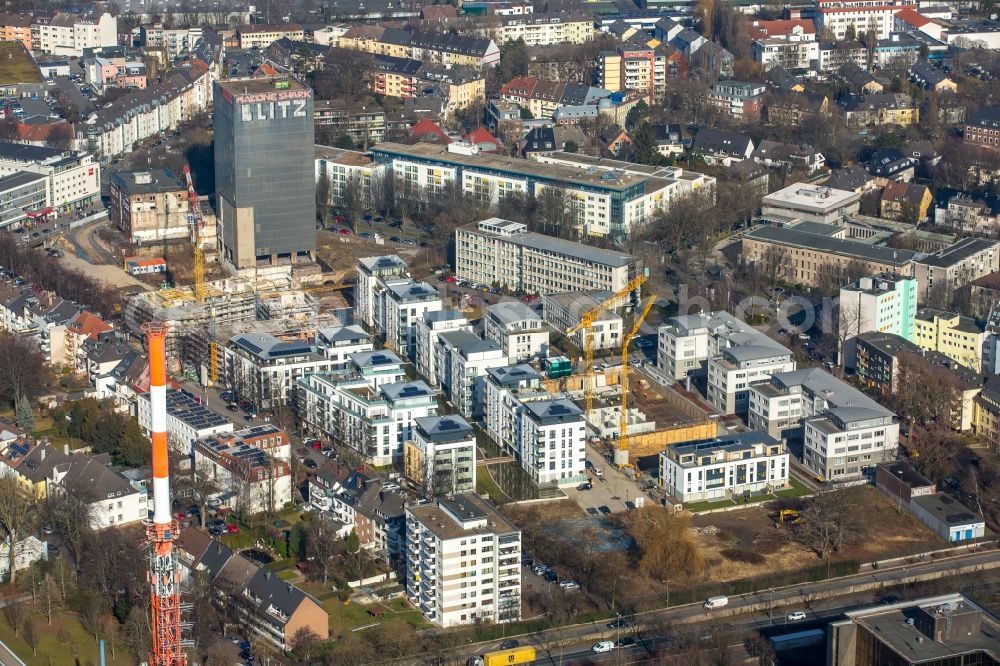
[221,327,373,410]
[405,415,477,496]
[34,12,117,56]
[296,375,435,466]
[484,364,549,454]
[750,19,819,70]
[481,13,594,46]
[355,255,409,329]
[0,143,100,214]
[455,218,643,296]
[911,237,1000,302]
[543,291,623,351]
[194,426,292,515]
[707,341,796,416]
[406,494,521,627]
[658,431,789,503]
[483,301,549,362]
[371,143,715,238]
[839,273,917,369]
[803,404,899,481]
[434,331,508,419]
[516,399,587,487]
[415,309,471,387]
[815,0,916,41]
[136,387,234,456]
[378,279,442,360]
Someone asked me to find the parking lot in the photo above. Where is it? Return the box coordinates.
[562,444,652,516]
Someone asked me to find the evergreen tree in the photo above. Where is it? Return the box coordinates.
[14,394,32,434]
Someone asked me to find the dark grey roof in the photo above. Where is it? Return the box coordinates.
[969,106,1000,129]
[486,363,541,386]
[914,237,1000,268]
[692,128,752,157]
[671,430,778,456]
[911,493,981,527]
[110,169,184,195]
[438,329,501,356]
[523,398,583,425]
[0,142,65,162]
[351,349,403,369]
[745,226,918,265]
[245,568,320,623]
[380,380,434,402]
[414,414,473,443]
[856,330,922,357]
[825,164,871,191]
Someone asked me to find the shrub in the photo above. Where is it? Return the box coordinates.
[720,548,766,565]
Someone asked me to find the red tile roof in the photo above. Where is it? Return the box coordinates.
[409,118,451,143]
[894,7,932,27]
[465,127,499,146]
[67,311,112,340]
[421,4,457,20]
[747,18,816,40]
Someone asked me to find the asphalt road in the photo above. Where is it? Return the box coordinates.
[426,548,1000,666]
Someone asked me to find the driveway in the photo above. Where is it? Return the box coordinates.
[563,445,648,516]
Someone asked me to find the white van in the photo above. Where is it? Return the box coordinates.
[704,596,729,610]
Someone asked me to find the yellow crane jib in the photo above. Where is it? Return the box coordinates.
[617,294,656,468]
[564,274,647,417]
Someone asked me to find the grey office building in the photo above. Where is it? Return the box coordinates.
[214,78,316,270]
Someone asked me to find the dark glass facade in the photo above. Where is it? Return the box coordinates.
[214,79,315,268]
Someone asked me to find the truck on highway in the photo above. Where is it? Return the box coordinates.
[467,646,536,666]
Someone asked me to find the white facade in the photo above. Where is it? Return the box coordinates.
[484,364,549,457]
[838,274,917,369]
[297,374,435,466]
[377,279,442,360]
[47,454,148,529]
[434,330,508,419]
[406,494,521,627]
[754,37,819,70]
[658,432,789,503]
[483,15,594,46]
[483,301,549,362]
[543,291,623,351]
[0,146,100,212]
[803,407,899,481]
[0,535,47,579]
[816,1,912,41]
[407,415,477,496]
[194,430,293,515]
[707,346,796,415]
[515,399,587,487]
[36,13,117,56]
[415,309,471,387]
[136,388,234,456]
[356,255,409,329]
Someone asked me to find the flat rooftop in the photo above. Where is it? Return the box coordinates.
[373,142,652,192]
[216,77,310,95]
[315,145,374,167]
[745,225,918,265]
[763,183,861,212]
[408,494,518,541]
[464,219,638,268]
[915,236,1000,269]
[911,493,982,526]
[0,41,41,84]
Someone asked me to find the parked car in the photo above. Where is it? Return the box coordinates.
[592,641,615,654]
[577,482,592,491]
[226,524,239,534]
[226,403,239,411]
[559,580,580,591]
[304,459,318,469]
[542,570,558,583]
[598,505,611,515]
[586,507,599,516]
[531,564,549,576]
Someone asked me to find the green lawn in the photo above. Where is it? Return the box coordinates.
[475,465,510,505]
[0,610,135,665]
[683,477,813,513]
[323,594,430,638]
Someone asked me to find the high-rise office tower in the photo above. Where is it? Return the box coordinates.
[214,77,315,271]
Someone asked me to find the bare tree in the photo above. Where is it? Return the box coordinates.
[3,601,24,636]
[0,475,33,586]
[304,518,339,584]
[796,491,860,574]
[36,574,60,625]
[22,617,38,655]
[836,296,864,370]
[175,461,219,529]
[290,626,321,662]
[758,245,790,292]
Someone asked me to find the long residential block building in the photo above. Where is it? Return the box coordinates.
[659,431,789,503]
[455,218,643,296]
[371,142,714,238]
[0,142,100,214]
[838,273,918,369]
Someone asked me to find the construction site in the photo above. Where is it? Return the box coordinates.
[124,270,327,381]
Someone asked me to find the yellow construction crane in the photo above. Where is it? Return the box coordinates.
[565,273,647,416]
[617,294,656,467]
[183,164,206,303]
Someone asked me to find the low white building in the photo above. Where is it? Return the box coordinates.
[296,374,436,466]
[136,387,233,456]
[406,494,521,627]
[483,301,549,362]
[405,415,477,496]
[658,431,789,503]
[910,493,986,542]
[434,331,508,419]
[415,309,472,387]
[516,399,587,487]
[761,183,862,225]
[194,426,292,515]
[803,406,898,481]
[543,291,623,351]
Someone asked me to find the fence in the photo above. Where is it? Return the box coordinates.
[347,572,394,588]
